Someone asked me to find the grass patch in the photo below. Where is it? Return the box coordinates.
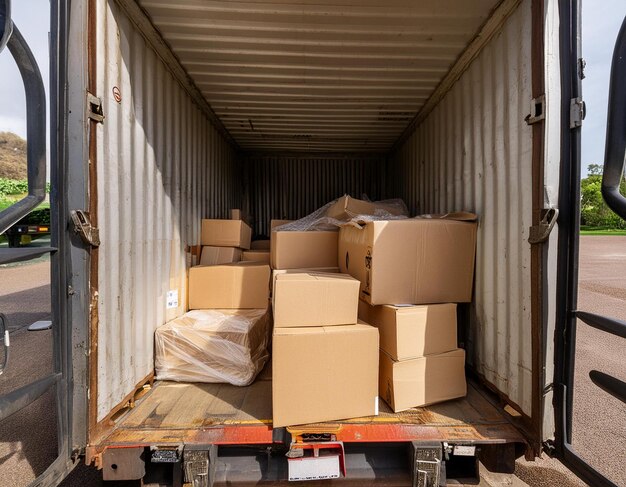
[580,227,626,236]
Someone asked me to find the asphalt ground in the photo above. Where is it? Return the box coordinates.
[1,236,624,486]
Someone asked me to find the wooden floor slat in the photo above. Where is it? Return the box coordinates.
[116,378,511,430]
[98,376,527,450]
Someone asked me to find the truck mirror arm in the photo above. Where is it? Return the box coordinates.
[602,16,626,220]
[0,21,47,234]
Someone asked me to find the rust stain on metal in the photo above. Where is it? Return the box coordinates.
[87,0,100,444]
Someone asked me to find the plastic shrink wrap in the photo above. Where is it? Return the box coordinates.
[274,195,409,232]
[155,308,271,386]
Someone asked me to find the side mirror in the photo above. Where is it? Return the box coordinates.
[0,0,11,54]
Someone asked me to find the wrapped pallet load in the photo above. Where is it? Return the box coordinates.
[155,308,271,386]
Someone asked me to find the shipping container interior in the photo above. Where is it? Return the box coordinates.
[89,0,542,458]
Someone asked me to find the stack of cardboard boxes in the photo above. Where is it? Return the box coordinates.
[156,200,478,426]
[339,217,477,413]
[272,272,379,427]
[155,212,273,386]
[199,213,273,266]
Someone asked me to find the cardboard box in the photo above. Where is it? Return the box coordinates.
[326,196,377,220]
[271,219,293,231]
[242,250,271,264]
[273,273,359,327]
[188,262,270,309]
[379,348,466,412]
[251,239,271,250]
[272,323,379,427]
[327,196,404,220]
[271,231,339,270]
[230,209,242,220]
[201,219,252,249]
[358,301,457,360]
[200,246,242,266]
[155,308,271,385]
[339,219,477,304]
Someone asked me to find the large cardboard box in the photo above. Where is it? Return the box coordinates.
[358,301,457,360]
[273,273,359,327]
[339,219,477,304]
[230,209,242,220]
[201,219,252,249]
[272,323,379,427]
[379,348,466,412]
[242,250,271,264]
[188,262,270,309]
[200,246,242,266]
[271,231,339,270]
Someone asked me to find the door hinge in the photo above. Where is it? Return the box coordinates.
[529,208,559,244]
[542,439,556,457]
[87,92,104,123]
[578,58,586,80]
[70,210,100,247]
[525,94,546,125]
[569,97,585,128]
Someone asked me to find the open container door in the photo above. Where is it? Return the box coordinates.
[0,0,81,485]
[554,2,624,486]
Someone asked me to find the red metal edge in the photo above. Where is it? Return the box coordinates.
[100,421,525,448]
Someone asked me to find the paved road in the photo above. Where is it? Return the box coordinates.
[0,261,55,487]
[1,236,625,486]
[571,236,626,485]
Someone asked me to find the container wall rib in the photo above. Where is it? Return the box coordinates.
[391,0,534,415]
[245,155,388,236]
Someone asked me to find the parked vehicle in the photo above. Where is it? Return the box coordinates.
[0,0,624,485]
[2,207,51,247]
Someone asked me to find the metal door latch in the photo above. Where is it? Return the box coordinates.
[525,94,545,125]
[87,92,104,123]
[570,97,585,128]
[70,210,100,247]
[528,208,559,244]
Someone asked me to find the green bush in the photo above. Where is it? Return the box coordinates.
[580,166,626,229]
[22,207,50,225]
[0,178,29,196]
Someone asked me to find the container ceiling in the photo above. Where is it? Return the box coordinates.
[138,0,501,152]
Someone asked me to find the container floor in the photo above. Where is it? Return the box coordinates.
[97,365,527,450]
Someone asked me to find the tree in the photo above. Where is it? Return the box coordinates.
[587,163,603,176]
[580,164,626,228]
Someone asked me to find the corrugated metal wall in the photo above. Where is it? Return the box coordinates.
[137,0,500,152]
[245,155,388,236]
[95,0,240,421]
[391,0,534,415]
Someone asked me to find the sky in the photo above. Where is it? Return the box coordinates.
[581,0,626,175]
[0,1,49,138]
[0,2,625,178]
